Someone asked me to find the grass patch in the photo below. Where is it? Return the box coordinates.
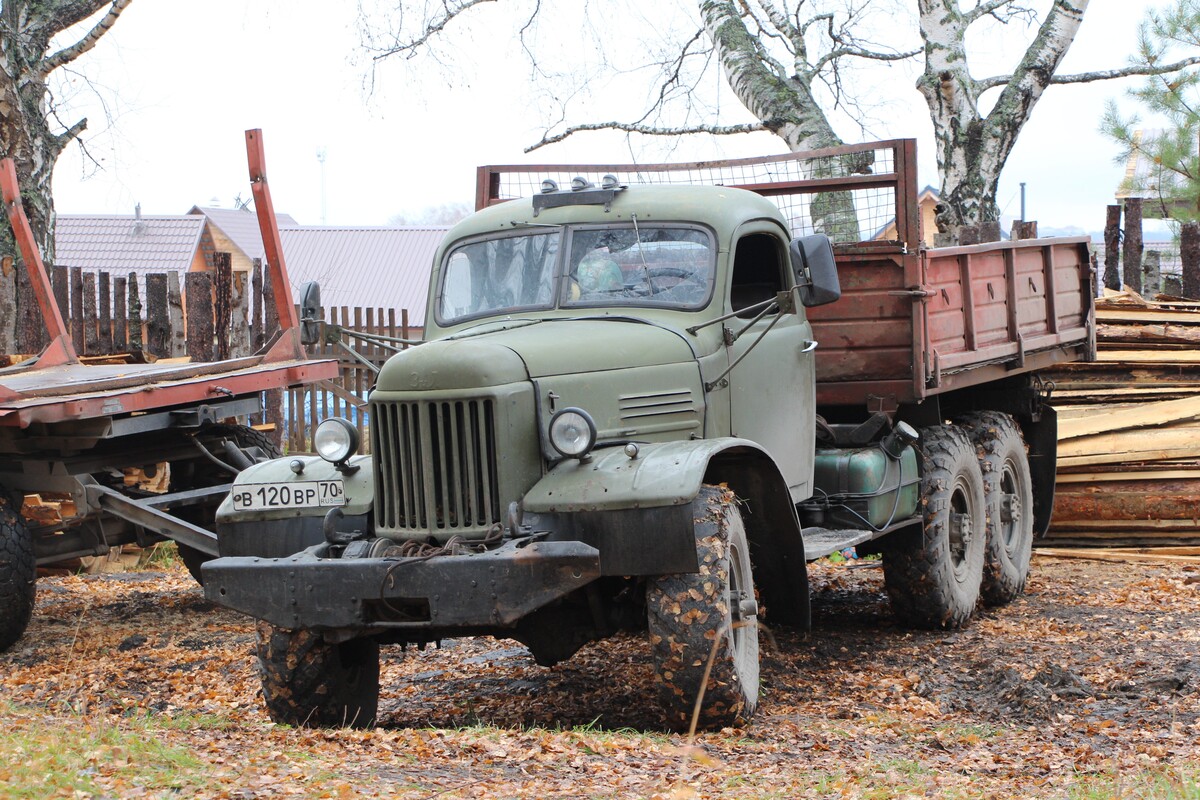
[136,541,182,571]
[1069,766,1200,799]
[0,703,208,797]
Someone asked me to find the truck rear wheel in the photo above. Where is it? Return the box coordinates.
[958,412,1034,606]
[0,500,36,653]
[255,621,380,728]
[647,486,759,730]
[883,425,985,629]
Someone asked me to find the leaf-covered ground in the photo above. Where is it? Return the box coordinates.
[2,555,1198,798]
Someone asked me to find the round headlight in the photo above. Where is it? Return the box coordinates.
[314,418,359,464]
[549,407,597,459]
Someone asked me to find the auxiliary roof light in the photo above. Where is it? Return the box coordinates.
[540,179,559,194]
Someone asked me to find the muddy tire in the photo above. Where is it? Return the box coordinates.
[647,486,759,730]
[0,501,36,653]
[883,425,986,630]
[255,621,380,728]
[174,424,282,585]
[958,412,1034,606]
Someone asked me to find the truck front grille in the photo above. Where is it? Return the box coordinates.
[371,398,501,534]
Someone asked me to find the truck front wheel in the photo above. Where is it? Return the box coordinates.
[883,424,986,629]
[958,412,1034,606]
[255,621,380,728]
[647,486,759,730]
[0,500,36,653]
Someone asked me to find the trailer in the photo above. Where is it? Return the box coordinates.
[0,130,337,652]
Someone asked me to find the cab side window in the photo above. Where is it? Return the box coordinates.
[730,233,786,316]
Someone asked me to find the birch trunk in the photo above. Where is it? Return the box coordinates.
[701,0,860,239]
[918,0,1089,243]
[0,2,131,269]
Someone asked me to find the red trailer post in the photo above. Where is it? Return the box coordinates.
[0,131,338,654]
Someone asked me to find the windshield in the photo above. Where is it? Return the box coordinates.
[438,224,715,324]
[439,232,559,322]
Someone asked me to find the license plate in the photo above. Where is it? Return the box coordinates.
[231,480,345,511]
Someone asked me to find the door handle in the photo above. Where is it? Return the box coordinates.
[800,340,818,353]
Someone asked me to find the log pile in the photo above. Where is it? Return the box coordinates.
[1045,289,1200,545]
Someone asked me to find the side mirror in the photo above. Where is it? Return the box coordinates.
[298,281,322,346]
[789,234,841,307]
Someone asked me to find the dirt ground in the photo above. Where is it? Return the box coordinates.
[2,553,1198,798]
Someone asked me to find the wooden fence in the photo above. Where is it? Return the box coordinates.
[0,256,414,454]
[286,305,415,454]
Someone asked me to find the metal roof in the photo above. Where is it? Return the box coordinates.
[55,214,206,273]
[189,205,299,260]
[278,226,446,324]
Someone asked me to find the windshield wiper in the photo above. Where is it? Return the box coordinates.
[508,220,564,229]
[630,213,656,294]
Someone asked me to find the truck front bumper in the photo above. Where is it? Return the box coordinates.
[201,538,602,631]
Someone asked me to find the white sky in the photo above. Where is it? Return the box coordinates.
[50,0,1166,233]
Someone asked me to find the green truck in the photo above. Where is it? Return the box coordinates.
[203,139,1094,729]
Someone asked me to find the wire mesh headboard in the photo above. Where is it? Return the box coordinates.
[476,139,919,250]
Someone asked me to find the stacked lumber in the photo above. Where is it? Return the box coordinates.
[1046,289,1200,546]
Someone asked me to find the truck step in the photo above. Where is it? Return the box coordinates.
[801,527,878,561]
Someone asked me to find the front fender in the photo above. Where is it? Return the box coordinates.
[521,438,769,513]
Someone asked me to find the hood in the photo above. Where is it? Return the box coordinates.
[375,338,528,392]
[375,318,697,392]
[479,318,694,378]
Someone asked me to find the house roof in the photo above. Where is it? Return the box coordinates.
[1116,130,1185,218]
[188,205,299,260]
[278,226,446,325]
[871,185,940,240]
[55,214,206,273]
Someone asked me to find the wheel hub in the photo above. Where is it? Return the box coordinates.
[730,587,758,621]
[951,511,973,545]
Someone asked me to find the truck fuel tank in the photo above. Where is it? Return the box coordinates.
[806,429,920,530]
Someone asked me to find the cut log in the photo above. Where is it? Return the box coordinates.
[1052,479,1200,522]
[1057,469,1200,484]
[1057,394,1200,439]
[1034,547,1200,564]
[1096,349,1200,363]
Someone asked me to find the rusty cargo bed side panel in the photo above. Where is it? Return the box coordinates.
[807,249,922,407]
[812,236,1093,406]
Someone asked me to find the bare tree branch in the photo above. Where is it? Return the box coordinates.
[1051,54,1200,85]
[527,120,768,153]
[963,0,1033,25]
[42,0,133,75]
[976,54,1200,92]
[369,0,497,61]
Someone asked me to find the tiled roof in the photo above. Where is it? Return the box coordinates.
[55,215,206,273]
[278,226,446,324]
[189,205,299,260]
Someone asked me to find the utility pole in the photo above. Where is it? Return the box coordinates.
[316,147,328,224]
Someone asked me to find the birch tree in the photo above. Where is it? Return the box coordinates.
[361,0,1200,242]
[0,1,131,260]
